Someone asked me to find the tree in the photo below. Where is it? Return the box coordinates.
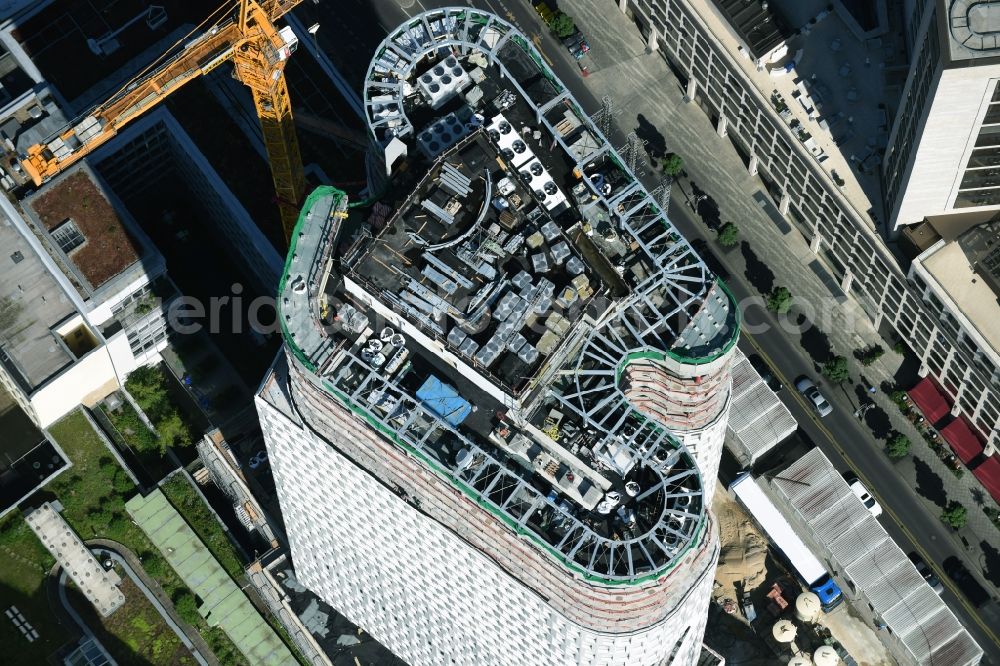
[172,589,201,625]
[766,286,792,314]
[885,433,911,459]
[821,355,850,383]
[156,411,191,450]
[549,12,575,38]
[660,153,684,177]
[125,365,168,413]
[941,502,968,529]
[716,222,739,247]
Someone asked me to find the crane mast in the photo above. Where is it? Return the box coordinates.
[21,0,306,243]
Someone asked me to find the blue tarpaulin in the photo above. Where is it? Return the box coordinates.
[416,376,472,426]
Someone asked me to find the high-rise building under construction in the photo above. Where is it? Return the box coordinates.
[255,9,738,665]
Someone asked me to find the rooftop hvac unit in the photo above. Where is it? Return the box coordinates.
[417,112,470,159]
[417,59,472,109]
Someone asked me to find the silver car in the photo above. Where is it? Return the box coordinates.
[795,376,833,417]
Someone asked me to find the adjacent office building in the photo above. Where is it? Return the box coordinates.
[257,9,738,665]
[885,0,1000,228]
[617,0,1000,456]
[0,162,174,427]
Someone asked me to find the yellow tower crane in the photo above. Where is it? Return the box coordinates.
[20,0,306,243]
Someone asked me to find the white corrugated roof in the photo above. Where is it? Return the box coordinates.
[765,448,983,666]
[725,349,797,466]
[730,473,828,584]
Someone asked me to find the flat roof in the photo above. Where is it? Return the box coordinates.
[0,201,78,390]
[23,166,142,295]
[126,489,295,665]
[917,227,1000,355]
[944,0,1000,64]
[26,502,126,616]
[766,448,983,666]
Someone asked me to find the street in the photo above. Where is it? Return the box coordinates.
[295,0,1000,660]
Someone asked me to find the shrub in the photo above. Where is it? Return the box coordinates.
[821,356,850,383]
[885,433,911,459]
[661,153,684,177]
[112,468,134,494]
[717,222,739,247]
[549,12,575,38]
[767,286,793,314]
[893,340,907,355]
[941,502,968,529]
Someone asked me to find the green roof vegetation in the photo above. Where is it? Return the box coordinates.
[0,409,241,664]
[160,474,244,581]
[127,490,295,665]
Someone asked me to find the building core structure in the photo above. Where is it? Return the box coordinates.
[256,8,738,666]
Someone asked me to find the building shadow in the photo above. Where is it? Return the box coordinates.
[913,457,948,508]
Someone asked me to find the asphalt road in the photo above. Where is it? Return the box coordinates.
[304,0,1000,660]
[661,191,1000,661]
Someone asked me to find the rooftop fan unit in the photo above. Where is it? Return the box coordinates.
[417,112,470,159]
[488,129,501,142]
[512,139,526,154]
[544,181,558,195]
[519,170,532,183]
[530,162,543,177]
[417,60,473,109]
[502,148,515,161]
[499,120,512,134]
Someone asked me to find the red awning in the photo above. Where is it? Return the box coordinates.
[941,417,985,465]
[907,377,951,424]
[974,456,1000,504]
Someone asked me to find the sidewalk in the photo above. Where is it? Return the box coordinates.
[559,0,1000,592]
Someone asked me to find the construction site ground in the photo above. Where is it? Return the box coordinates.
[711,481,893,665]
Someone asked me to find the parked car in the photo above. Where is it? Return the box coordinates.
[795,376,833,417]
[943,556,990,607]
[748,353,782,392]
[844,474,882,517]
[908,552,944,594]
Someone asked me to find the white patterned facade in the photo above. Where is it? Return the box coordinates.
[258,363,718,666]
[257,360,718,666]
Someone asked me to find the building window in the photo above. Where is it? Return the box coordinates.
[51,219,85,254]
